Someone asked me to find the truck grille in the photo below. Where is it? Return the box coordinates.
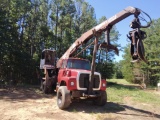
[79,73,100,89]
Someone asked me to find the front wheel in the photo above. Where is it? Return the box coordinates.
[57,86,71,109]
[93,91,107,106]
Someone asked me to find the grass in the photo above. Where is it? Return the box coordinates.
[107,79,160,105]
[107,79,132,85]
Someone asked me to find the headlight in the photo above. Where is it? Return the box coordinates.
[71,81,74,86]
[102,83,106,87]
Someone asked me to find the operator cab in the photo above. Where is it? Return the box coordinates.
[40,49,56,69]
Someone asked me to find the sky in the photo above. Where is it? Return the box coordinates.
[86,0,160,62]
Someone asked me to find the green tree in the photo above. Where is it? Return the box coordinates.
[0,0,121,84]
[114,61,124,79]
[121,19,160,86]
[121,45,134,83]
[142,18,160,85]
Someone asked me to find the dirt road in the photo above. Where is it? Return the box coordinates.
[0,87,160,120]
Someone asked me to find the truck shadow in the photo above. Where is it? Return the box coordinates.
[0,86,55,102]
[68,101,160,119]
[68,101,125,113]
[119,105,160,119]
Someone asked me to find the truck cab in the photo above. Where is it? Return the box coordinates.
[40,49,56,69]
[40,49,57,93]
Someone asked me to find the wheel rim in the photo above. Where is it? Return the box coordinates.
[58,92,62,104]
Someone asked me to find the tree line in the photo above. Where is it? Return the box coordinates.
[0,0,120,85]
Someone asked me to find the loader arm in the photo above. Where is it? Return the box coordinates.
[57,6,150,68]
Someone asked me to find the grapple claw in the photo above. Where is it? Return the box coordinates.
[98,43,119,56]
[130,39,148,63]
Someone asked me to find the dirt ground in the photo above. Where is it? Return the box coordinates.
[0,86,160,120]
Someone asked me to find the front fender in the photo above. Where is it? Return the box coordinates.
[100,79,106,91]
[60,77,77,90]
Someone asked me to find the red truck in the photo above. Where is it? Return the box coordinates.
[40,6,151,109]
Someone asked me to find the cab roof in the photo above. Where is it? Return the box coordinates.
[64,57,89,61]
[42,49,56,53]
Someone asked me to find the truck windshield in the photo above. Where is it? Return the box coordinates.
[67,59,90,70]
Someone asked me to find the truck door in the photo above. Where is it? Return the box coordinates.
[58,60,67,82]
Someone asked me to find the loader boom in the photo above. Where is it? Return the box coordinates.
[57,6,145,68]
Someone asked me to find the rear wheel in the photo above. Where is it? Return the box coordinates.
[57,86,71,109]
[40,79,43,91]
[51,83,56,93]
[42,81,49,94]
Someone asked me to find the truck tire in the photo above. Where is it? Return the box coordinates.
[93,91,107,106]
[52,83,56,92]
[42,81,48,94]
[40,79,43,91]
[57,86,71,109]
